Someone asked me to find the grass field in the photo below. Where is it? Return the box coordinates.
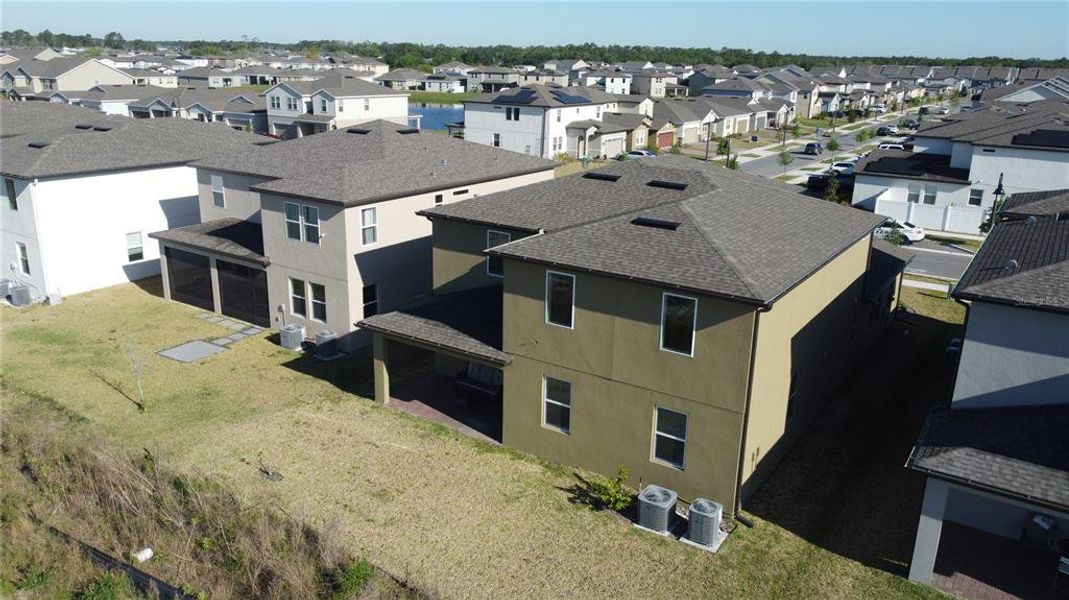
[554,159,610,178]
[1,279,951,599]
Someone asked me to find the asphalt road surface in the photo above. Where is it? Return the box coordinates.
[897,239,974,280]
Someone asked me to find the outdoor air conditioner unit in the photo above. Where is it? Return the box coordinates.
[638,484,677,534]
[313,329,338,358]
[279,324,305,350]
[9,284,32,307]
[686,498,723,546]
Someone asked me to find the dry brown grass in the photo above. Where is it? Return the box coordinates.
[1,279,946,599]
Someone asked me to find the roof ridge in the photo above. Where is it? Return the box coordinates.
[678,198,761,300]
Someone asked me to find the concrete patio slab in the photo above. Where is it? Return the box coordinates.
[241,327,263,336]
[210,338,234,346]
[227,332,247,341]
[158,340,226,363]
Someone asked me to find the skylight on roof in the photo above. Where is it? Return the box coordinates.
[347,127,370,134]
[396,128,420,135]
[27,141,49,149]
[646,179,689,191]
[631,217,681,231]
[74,123,94,130]
[582,172,621,182]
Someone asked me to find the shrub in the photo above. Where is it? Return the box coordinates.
[725,155,740,170]
[823,175,841,203]
[669,142,681,155]
[826,136,841,152]
[716,138,730,156]
[553,151,574,164]
[78,573,131,600]
[332,559,374,599]
[884,225,907,246]
[585,466,633,511]
[791,123,802,138]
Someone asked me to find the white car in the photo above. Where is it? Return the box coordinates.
[877,143,906,151]
[874,219,925,243]
[872,104,888,113]
[933,106,951,115]
[620,150,656,159]
[829,161,856,175]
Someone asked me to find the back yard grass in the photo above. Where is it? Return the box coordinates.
[1,278,951,599]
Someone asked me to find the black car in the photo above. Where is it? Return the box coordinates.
[876,125,898,136]
[903,119,919,129]
[805,172,855,193]
[804,142,824,155]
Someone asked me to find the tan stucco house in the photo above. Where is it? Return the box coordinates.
[359,156,902,516]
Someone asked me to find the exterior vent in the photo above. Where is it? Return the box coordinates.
[27,141,49,149]
[647,179,689,191]
[314,329,339,359]
[347,127,371,134]
[638,484,677,534]
[582,172,621,182]
[9,284,32,307]
[631,216,681,231]
[92,126,112,132]
[396,128,420,134]
[279,324,305,350]
[75,123,94,129]
[686,498,723,546]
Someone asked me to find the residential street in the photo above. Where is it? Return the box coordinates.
[898,239,975,280]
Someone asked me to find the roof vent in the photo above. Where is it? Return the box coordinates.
[74,123,94,130]
[582,172,621,182]
[1005,258,1020,272]
[631,216,681,231]
[396,128,420,135]
[346,127,370,134]
[92,126,112,132]
[647,179,689,191]
[27,141,49,149]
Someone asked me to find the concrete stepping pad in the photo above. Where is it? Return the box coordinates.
[227,332,247,341]
[210,338,234,346]
[241,327,263,336]
[158,340,226,363]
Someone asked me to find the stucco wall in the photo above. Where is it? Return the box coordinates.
[197,169,272,223]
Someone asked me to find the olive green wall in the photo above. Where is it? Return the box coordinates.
[740,236,872,499]
[430,219,532,294]
[500,259,756,506]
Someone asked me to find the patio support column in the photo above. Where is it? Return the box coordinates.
[372,333,390,406]
[208,256,222,314]
[909,477,949,584]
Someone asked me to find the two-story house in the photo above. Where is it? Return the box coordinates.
[359,157,898,516]
[905,192,1069,596]
[376,68,426,91]
[580,70,632,95]
[149,121,554,350]
[852,99,1069,235]
[4,57,133,99]
[0,102,264,301]
[465,66,521,92]
[463,84,619,158]
[264,73,409,138]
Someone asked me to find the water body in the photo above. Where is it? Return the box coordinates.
[413,103,464,131]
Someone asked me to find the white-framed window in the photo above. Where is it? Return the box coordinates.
[364,98,370,111]
[906,184,920,203]
[290,277,307,316]
[15,241,29,275]
[286,96,298,110]
[434,193,444,206]
[545,270,575,329]
[337,100,344,112]
[303,205,320,242]
[486,229,510,277]
[284,202,301,240]
[210,174,225,207]
[660,293,697,357]
[310,283,326,321]
[126,232,143,262]
[362,283,378,317]
[4,178,16,211]
[492,133,501,147]
[923,185,937,205]
[319,98,328,112]
[969,188,983,206]
[555,110,561,123]
[361,207,377,245]
[269,95,281,109]
[284,201,320,244]
[542,375,571,433]
[652,407,687,470]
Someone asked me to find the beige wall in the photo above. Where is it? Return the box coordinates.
[430,219,533,295]
[197,169,272,222]
[500,258,756,506]
[740,236,871,499]
[54,60,133,91]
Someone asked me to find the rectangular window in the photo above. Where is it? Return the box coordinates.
[906,185,920,203]
[660,293,697,356]
[284,202,302,240]
[290,278,307,316]
[270,95,281,109]
[286,96,298,110]
[310,283,326,321]
[364,98,370,111]
[15,241,29,275]
[493,133,501,147]
[545,271,575,328]
[126,232,143,262]
[4,178,16,210]
[302,205,320,243]
[556,109,561,122]
[319,98,327,112]
[361,207,377,245]
[653,407,687,469]
[486,229,510,277]
[969,188,983,206]
[543,376,571,433]
[923,186,937,205]
[210,174,225,207]
[434,193,444,206]
[362,283,378,317]
[338,100,344,112]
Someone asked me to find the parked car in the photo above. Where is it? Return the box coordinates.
[902,118,920,129]
[876,125,899,136]
[804,142,824,155]
[619,150,656,159]
[805,172,854,193]
[877,142,906,151]
[874,219,925,243]
[829,161,856,175]
[919,106,932,115]
[932,106,951,115]
[872,104,888,113]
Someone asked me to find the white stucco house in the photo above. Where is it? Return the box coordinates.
[265,73,409,138]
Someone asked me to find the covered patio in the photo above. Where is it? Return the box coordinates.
[358,285,509,443]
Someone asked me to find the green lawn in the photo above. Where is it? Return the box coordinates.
[925,234,983,253]
[1,279,951,599]
[407,91,480,104]
[555,159,610,178]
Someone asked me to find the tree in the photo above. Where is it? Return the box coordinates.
[791,123,802,139]
[823,175,841,203]
[103,31,125,49]
[304,46,320,60]
[883,223,908,246]
[855,129,870,144]
[777,150,794,174]
[37,29,54,47]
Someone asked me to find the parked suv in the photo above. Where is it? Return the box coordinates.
[874,219,925,243]
[804,142,824,155]
[876,125,899,136]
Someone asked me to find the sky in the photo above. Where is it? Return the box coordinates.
[3,1,1067,59]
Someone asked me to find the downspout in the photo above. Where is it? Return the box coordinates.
[541,107,548,158]
[733,304,772,528]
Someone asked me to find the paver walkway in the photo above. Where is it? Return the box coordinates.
[157,312,265,362]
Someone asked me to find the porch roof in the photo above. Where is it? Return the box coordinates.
[293,113,336,124]
[149,217,269,267]
[358,285,510,366]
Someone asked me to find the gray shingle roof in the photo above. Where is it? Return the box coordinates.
[194,120,554,207]
[0,102,269,179]
[907,405,1069,511]
[278,72,402,97]
[465,83,615,108]
[148,218,268,266]
[953,217,1069,313]
[1000,188,1069,219]
[426,156,883,305]
[358,285,509,365]
[856,149,972,184]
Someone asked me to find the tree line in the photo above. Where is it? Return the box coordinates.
[2,29,1066,71]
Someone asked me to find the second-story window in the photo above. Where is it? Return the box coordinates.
[362,283,378,317]
[270,95,281,109]
[319,98,328,112]
[486,230,510,277]
[556,110,561,123]
[434,193,444,206]
[286,96,298,110]
[364,98,370,111]
[545,271,575,328]
[660,293,697,356]
[303,205,320,241]
[5,178,16,210]
[361,207,377,245]
[284,201,320,244]
[210,174,225,207]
